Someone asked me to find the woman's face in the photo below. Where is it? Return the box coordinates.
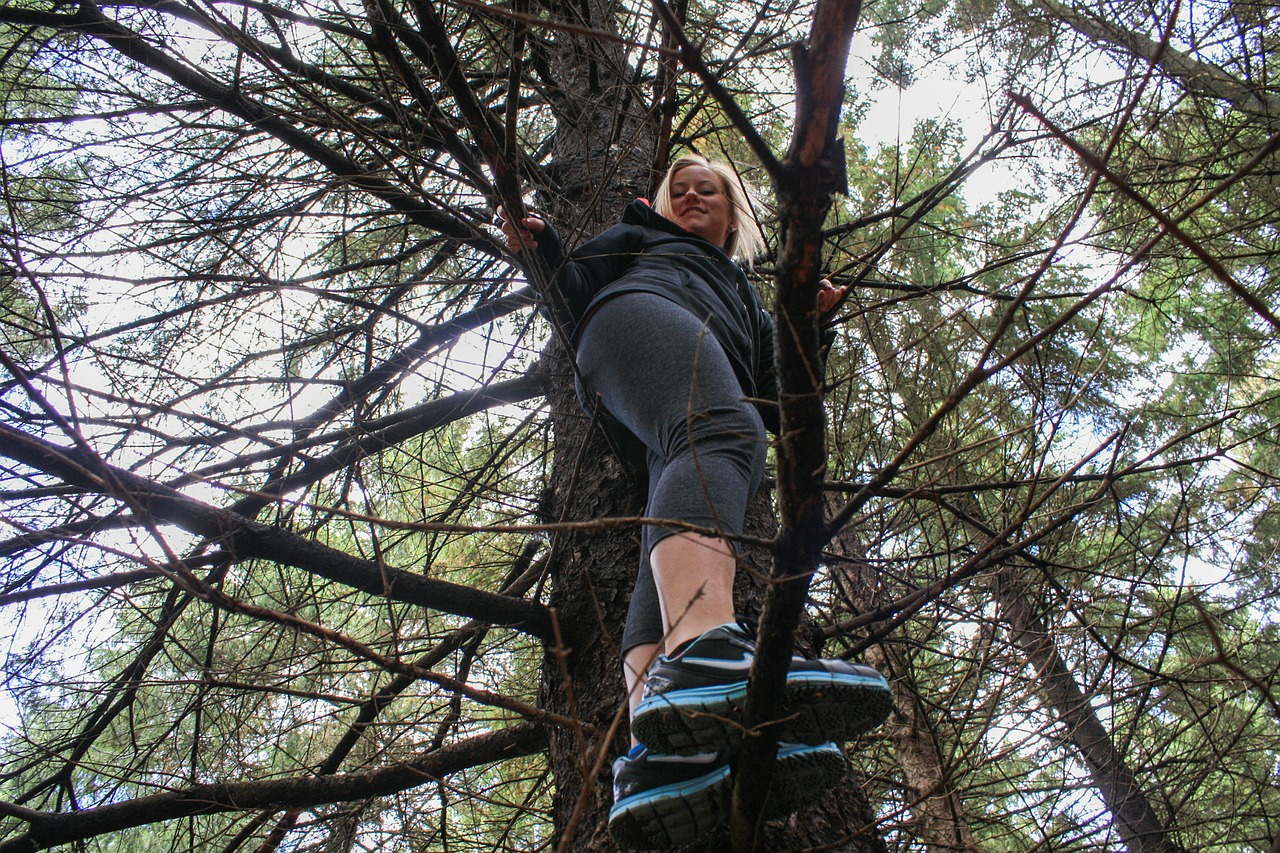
[665,165,733,248]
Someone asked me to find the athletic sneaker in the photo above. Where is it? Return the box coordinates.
[630,622,893,755]
[607,742,847,850]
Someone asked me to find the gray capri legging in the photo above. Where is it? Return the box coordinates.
[575,292,767,654]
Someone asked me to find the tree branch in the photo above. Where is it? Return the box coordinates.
[0,723,546,852]
[0,423,555,640]
[730,1,862,846]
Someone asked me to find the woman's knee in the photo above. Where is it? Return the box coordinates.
[677,400,765,465]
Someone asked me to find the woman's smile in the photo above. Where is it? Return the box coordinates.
[666,164,733,248]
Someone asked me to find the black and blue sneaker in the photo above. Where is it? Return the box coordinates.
[630,622,893,755]
[607,742,848,850]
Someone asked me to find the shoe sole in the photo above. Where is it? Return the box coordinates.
[608,743,847,850]
[631,671,893,755]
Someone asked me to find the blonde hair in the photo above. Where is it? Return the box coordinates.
[652,155,767,263]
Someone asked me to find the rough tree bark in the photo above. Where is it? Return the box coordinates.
[532,3,659,849]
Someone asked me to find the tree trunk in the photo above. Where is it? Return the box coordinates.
[828,515,982,852]
[995,573,1181,853]
[844,302,987,853]
[870,642,980,853]
[1024,0,1280,131]
[534,3,658,849]
[540,352,646,851]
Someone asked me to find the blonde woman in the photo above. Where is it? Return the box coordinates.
[501,156,890,848]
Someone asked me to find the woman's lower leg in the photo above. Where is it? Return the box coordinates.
[649,532,737,652]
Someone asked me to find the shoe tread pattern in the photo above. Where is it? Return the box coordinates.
[609,745,846,850]
[633,674,892,755]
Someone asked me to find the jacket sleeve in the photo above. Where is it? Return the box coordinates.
[533,221,641,324]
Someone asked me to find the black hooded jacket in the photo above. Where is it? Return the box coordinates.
[535,200,780,437]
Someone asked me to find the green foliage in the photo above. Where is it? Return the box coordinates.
[813,5,1280,845]
[0,0,1277,850]
[1,23,85,361]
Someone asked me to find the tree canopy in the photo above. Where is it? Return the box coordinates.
[0,0,1276,850]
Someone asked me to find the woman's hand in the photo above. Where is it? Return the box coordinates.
[817,278,847,324]
[495,206,546,252]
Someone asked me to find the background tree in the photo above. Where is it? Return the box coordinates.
[0,0,1276,852]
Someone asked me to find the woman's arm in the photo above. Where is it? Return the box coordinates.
[497,208,640,323]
